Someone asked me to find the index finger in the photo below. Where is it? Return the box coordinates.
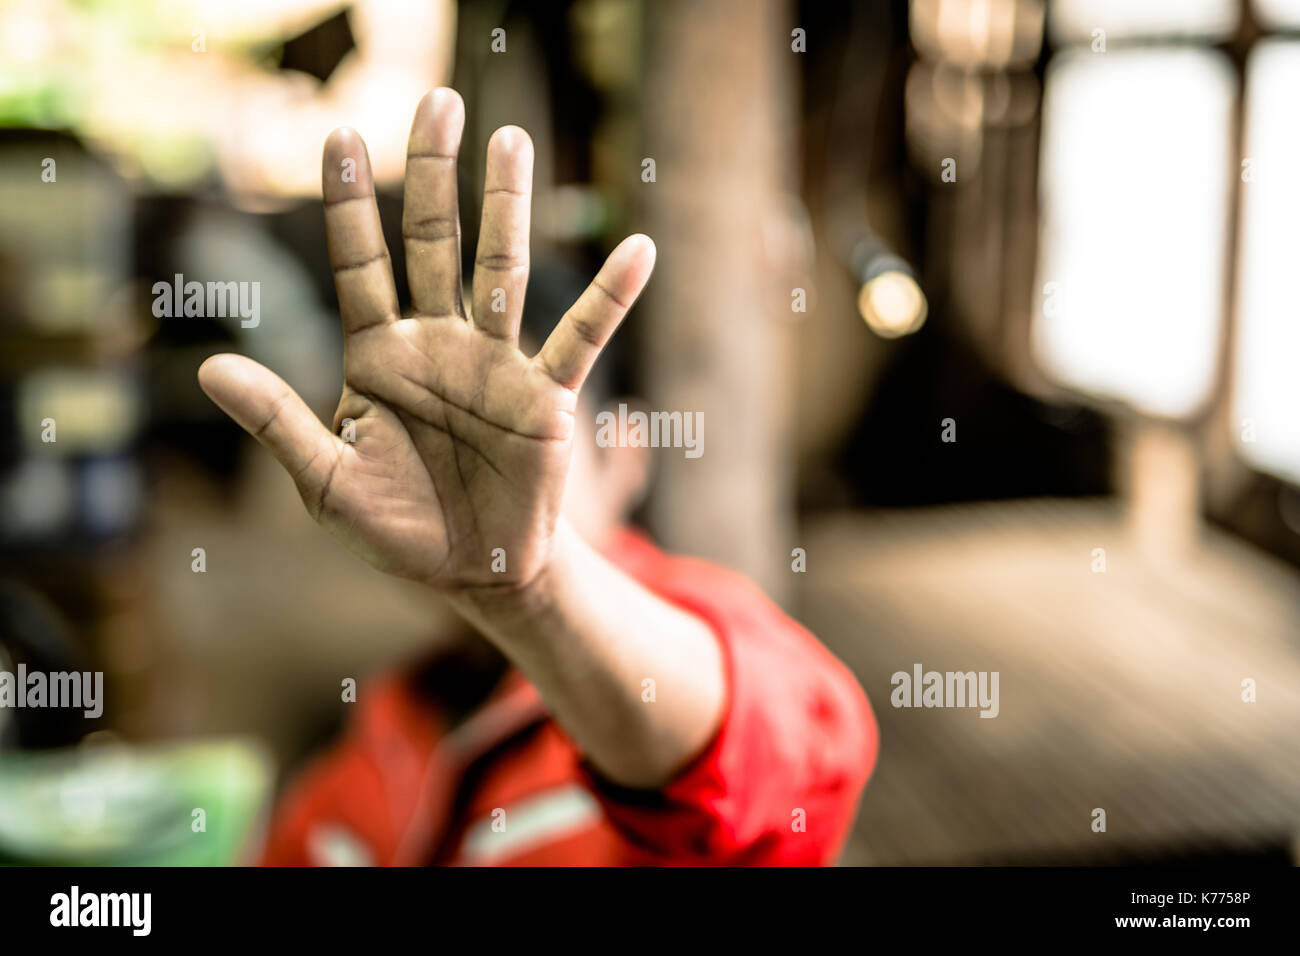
[323,128,400,336]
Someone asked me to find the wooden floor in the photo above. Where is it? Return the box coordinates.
[797,499,1300,865]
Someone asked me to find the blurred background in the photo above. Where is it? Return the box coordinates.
[1,0,1298,865]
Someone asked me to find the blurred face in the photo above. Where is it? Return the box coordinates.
[559,396,650,550]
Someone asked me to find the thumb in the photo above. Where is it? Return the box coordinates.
[198,354,340,513]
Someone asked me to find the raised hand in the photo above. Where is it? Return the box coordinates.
[199,88,655,592]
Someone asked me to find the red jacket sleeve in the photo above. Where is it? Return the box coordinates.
[585,533,878,865]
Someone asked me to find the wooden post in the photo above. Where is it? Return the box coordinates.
[641,0,796,601]
[1120,418,1202,563]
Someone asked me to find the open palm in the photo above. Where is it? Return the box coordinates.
[199,89,655,590]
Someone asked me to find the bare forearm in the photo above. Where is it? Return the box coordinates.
[449,519,727,789]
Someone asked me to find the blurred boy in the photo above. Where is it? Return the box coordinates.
[198,89,876,865]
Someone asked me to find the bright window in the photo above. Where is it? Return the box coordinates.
[1049,0,1238,44]
[1232,40,1300,485]
[1034,47,1235,419]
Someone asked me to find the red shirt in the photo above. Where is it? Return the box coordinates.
[260,530,878,866]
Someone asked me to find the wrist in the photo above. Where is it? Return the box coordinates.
[446,518,582,630]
